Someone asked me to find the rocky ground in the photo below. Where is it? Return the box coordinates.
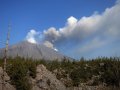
[0,67,15,90]
[31,64,66,90]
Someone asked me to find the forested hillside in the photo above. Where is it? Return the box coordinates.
[0,57,120,90]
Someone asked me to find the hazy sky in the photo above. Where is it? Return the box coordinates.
[0,0,120,59]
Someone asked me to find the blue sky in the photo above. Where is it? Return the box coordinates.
[0,0,120,59]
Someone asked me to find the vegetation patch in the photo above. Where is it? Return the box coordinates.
[0,56,120,90]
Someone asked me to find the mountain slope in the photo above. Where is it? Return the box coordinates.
[0,41,68,61]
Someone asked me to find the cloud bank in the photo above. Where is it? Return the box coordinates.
[26,0,120,58]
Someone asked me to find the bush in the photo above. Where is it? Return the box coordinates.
[6,57,37,90]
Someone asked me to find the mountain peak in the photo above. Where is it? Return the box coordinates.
[0,41,69,61]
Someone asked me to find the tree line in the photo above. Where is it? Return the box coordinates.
[0,56,120,90]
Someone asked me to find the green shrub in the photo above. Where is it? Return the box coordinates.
[6,57,37,90]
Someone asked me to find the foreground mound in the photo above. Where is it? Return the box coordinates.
[31,64,66,90]
[0,67,16,90]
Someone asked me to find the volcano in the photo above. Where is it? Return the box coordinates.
[0,41,71,61]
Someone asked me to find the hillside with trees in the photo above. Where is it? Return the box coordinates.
[0,57,120,90]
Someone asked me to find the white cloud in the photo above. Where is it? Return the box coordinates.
[26,30,39,44]
[26,30,58,51]
[67,16,78,26]
[25,0,120,58]
[43,1,120,53]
